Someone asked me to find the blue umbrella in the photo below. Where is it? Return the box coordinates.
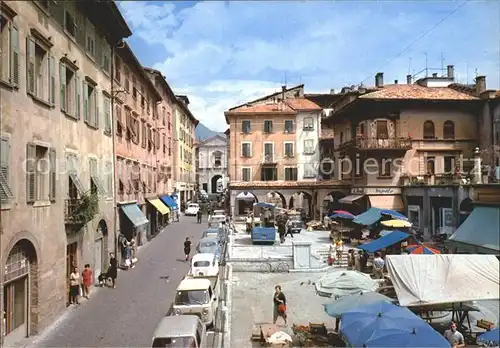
[380,209,408,221]
[478,328,500,345]
[324,292,394,318]
[328,213,355,220]
[340,301,450,347]
[379,230,394,237]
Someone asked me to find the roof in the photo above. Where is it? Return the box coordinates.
[305,93,343,108]
[143,67,177,103]
[358,84,479,100]
[226,103,296,114]
[198,134,227,146]
[176,96,199,126]
[229,180,348,188]
[358,231,410,253]
[229,84,304,111]
[153,315,200,338]
[286,98,322,111]
[177,278,211,291]
[192,253,216,262]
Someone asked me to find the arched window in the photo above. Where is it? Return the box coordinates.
[212,151,222,167]
[443,120,455,139]
[423,121,435,139]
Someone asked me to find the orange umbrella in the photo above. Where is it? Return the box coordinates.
[406,244,440,254]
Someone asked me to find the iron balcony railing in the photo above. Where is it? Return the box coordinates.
[339,136,412,150]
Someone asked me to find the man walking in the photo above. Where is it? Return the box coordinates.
[197,209,202,224]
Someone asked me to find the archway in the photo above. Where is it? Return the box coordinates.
[211,175,222,194]
[95,220,108,284]
[459,198,473,225]
[3,239,39,342]
[235,191,258,215]
[266,191,286,209]
[289,191,313,216]
[323,191,347,214]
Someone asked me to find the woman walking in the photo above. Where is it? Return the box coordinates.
[81,264,93,299]
[108,253,118,288]
[184,237,192,261]
[273,285,287,325]
[69,266,80,305]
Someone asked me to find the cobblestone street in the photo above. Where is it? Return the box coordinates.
[22,217,206,348]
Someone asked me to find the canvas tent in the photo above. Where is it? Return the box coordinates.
[386,254,500,307]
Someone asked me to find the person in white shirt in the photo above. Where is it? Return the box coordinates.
[372,252,385,279]
[444,322,465,348]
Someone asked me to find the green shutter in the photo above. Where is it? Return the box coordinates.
[75,74,81,119]
[26,37,36,95]
[49,55,56,106]
[49,148,56,201]
[26,143,37,203]
[94,89,100,128]
[10,23,20,87]
[83,81,89,123]
[0,136,13,201]
[59,62,66,112]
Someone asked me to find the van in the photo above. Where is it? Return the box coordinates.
[152,315,206,347]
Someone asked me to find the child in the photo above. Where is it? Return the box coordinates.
[184,237,191,261]
[82,264,93,299]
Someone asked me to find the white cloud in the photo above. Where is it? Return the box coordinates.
[119,1,500,132]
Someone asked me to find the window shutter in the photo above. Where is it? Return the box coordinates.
[49,148,56,201]
[49,55,56,106]
[104,96,111,133]
[26,37,36,95]
[83,81,89,122]
[0,136,11,201]
[59,62,66,111]
[26,143,37,203]
[75,74,81,119]
[10,24,20,87]
[94,89,100,128]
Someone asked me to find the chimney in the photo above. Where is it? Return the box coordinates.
[406,75,412,84]
[375,72,384,87]
[447,65,454,78]
[394,80,398,84]
[432,73,438,78]
[476,76,486,93]
[330,88,335,94]
[281,85,286,101]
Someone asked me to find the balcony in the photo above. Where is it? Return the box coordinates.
[65,195,98,227]
[340,136,412,151]
[401,173,462,186]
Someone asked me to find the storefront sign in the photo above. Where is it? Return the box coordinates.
[350,187,402,195]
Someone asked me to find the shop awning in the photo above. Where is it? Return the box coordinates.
[353,207,383,226]
[339,195,365,204]
[448,206,500,253]
[160,195,177,209]
[120,203,149,227]
[369,195,404,211]
[148,198,170,215]
[358,231,410,253]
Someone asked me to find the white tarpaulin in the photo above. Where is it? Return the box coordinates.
[386,254,500,307]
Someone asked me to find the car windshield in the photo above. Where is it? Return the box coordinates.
[193,261,210,267]
[175,290,209,305]
[188,204,198,208]
[203,232,217,238]
[152,336,196,348]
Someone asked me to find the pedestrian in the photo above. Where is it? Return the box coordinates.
[273,285,287,325]
[284,214,294,239]
[372,252,385,279]
[81,264,93,299]
[444,322,465,348]
[184,237,192,261]
[354,250,361,271]
[197,209,202,223]
[347,249,354,270]
[335,239,344,265]
[108,252,118,289]
[361,251,369,272]
[69,266,80,305]
[130,239,137,268]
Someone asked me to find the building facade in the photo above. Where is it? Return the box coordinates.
[0,1,131,344]
[197,134,228,194]
[173,96,198,207]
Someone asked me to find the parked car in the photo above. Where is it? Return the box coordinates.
[201,228,219,240]
[189,253,219,277]
[185,203,200,216]
[196,237,221,259]
[287,213,304,234]
[208,214,226,228]
[173,277,218,327]
[152,315,207,347]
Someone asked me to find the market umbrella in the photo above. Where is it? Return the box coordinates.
[323,291,394,318]
[315,270,379,298]
[333,210,355,216]
[340,301,450,347]
[406,244,440,255]
[477,328,500,345]
[379,230,394,237]
[380,210,409,221]
[328,213,355,220]
[381,219,412,228]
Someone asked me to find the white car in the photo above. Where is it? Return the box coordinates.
[185,203,200,216]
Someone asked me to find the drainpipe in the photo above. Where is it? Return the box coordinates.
[111,40,119,259]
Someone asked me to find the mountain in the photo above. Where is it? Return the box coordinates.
[196,123,223,140]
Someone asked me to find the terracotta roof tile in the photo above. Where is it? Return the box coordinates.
[286,98,322,111]
[359,84,479,100]
[227,103,295,114]
[229,180,347,188]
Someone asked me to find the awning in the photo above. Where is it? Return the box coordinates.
[236,192,256,200]
[448,206,500,253]
[147,198,170,215]
[369,195,404,211]
[160,195,177,209]
[352,207,383,226]
[120,203,149,227]
[339,195,365,204]
[358,230,410,253]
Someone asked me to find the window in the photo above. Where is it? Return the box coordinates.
[379,157,391,177]
[101,36,111,74]
[303,164,316,179]
[444,156,454,173]
[285,167,298,181]
[85,19,95,57]
[124,67,130,92]
[26,37,55,104]
[66,153,84,198]
[213,151,222,167]
[114,56,121,84]
[284,120,294,133]
[408,205,420,228]
[103,95,111,134]
[242,120,251,134]
[116,104,123,136]
[168,137,172,156]
[261,167,277,181]
[303,139,315,154]
[26,143,56,202]
[340,132,344,144]
[241,143,251,157]
[242,168,251,181]
[0,135,13,202]
[0,15,20,87]
[59,61,80,118]
[303,117,314,130]
[376,120,388,138]
[426,156,435,175]
[264,143,274,162]
[264,120,273,133]
[423,121,435,139]
[89,157,105,195]
[106,161,113,196]
[284,142,294,157]
[443,121,455,139]
[64,2,76,37]
[83,80,99,128]
[141,121,147,148]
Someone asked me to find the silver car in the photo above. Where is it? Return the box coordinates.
[196,237,221,259]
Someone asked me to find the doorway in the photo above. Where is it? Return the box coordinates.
[66,242,78,303]
[94,239,103,284]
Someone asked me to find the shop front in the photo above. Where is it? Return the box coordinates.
[349,187,404,213]
[147,198,170,238]
[118,203,149,258]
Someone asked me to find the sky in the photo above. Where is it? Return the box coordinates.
[118,0,500,132]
